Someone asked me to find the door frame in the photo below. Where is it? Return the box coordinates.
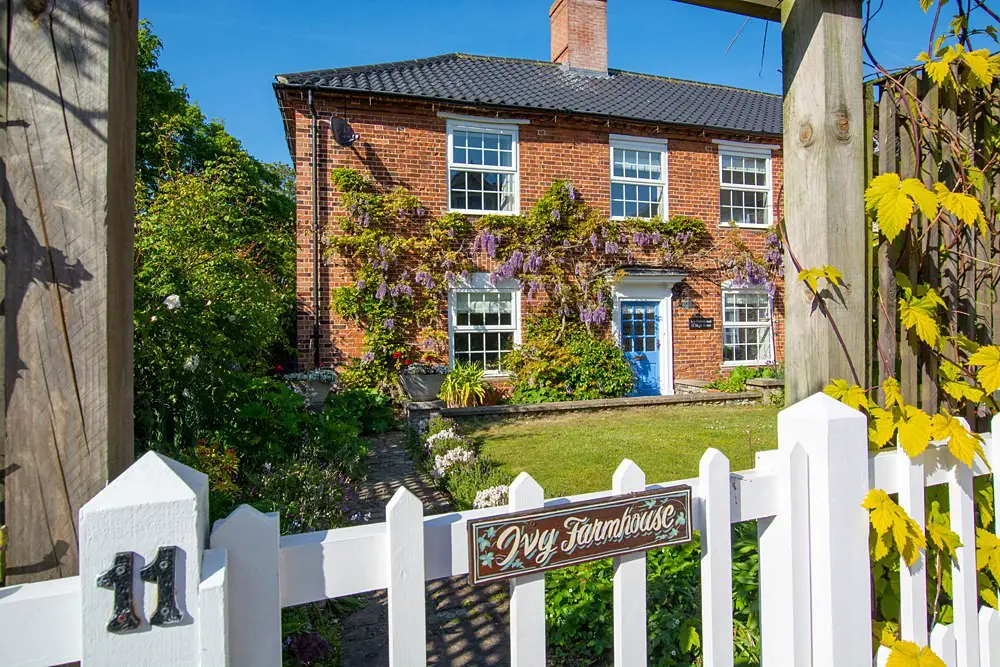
[611,275,682,396]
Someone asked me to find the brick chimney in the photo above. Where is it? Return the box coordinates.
[549,0,608,74]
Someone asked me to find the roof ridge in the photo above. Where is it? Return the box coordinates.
[275,52,780,99]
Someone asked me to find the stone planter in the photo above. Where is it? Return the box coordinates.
[289,379,333,411]
[401,373,446,402]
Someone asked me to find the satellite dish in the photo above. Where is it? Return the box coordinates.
[331,117,360,147]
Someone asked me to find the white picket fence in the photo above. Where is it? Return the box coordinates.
[1,392,999,666]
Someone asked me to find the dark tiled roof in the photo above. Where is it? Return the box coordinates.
[275,53,782,137]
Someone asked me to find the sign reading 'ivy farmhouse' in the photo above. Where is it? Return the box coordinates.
[467,486,692,585]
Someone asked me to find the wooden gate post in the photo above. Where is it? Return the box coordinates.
[79,452,228,666]
[781,0,867,402]
[1,0,138,583]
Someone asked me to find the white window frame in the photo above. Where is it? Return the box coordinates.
[715,139,774,229]
[609,134,669,221]
[721,284,774,367]
[446,119,520,215]
[447,273,521,376]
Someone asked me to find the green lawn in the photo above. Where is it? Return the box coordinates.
[465,404,780,496]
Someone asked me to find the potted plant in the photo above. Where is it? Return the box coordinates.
[400,362,449,402]
[439,362,488,408]
[282,368,338,410]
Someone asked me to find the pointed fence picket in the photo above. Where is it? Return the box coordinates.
[508,472,546,667]
[4,391,1000,666]
[612,459,647,667]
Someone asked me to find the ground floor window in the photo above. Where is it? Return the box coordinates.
[722,288,773,364]
[450,284,518,372]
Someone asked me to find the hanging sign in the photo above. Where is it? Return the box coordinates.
[467,485,692,585]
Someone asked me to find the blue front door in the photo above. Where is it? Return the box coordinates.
[621,301,660,396]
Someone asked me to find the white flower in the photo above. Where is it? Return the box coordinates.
[183,354,200,372]
[150,315,157,323]
[164,294,181,310]
[227,314,236,322]
[473,485,510,509]
[432,446,476,479]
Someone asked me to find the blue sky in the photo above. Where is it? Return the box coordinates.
[141,1,950,166]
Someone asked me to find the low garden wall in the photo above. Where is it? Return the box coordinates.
[407,390,764,432]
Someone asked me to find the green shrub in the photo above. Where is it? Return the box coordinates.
[505,317,635,403]
[253,461,350,534]
[425,415,456,438]
[545,523,761,666]
[326,388,395,435]
[708,364,782,393]
[439,362,488,407]
[443,462,512,511]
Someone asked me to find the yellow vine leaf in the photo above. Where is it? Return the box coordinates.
[930,414,985,468]
[886,640,947,667]
[926,503,961,558]
[869,406,898,448]
[898,406,933,458]
[899,292,942,347]
[866,174,938,241]
[981,584,999,610]
[934,183,985,229]
[918,0,933,11]
[824,379,871,412]
[864,489,927,565]
[976,528,1000,582]
[884,378,904,408]
[968,345,1000,394]
[961,49,994,88]
[941,380,984,403]
[797,265,844,293]
[920,45,960,88]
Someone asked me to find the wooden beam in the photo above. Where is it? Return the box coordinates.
[673,0,781,22]
[781,0,866,403]
[1,0,137,583]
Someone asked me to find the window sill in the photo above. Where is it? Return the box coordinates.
[449,208,520,217]
[721,360,776,368]
[718,223,771,230]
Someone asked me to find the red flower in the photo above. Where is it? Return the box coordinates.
[392,352,402,359]
[275,364,284,372]
[404,359,412,366]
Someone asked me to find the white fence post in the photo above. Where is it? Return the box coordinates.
[948,439,980,667]
[79,452,211,666]
[612,459,646,667]
[778,392,871,667]
[386,487,427,666]
[210,505,281,667]
[932,623,958,667]
[508,472,546,667]
[980,608,1000,667]
[897,445,928,646]
[198,548,230,667]
[699,448,733,667]
[756,443,811,666]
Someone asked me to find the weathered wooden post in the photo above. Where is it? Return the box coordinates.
[780,0,866,402]
[1,0,138,582]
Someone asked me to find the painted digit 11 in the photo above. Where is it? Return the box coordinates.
[96,546,182,633]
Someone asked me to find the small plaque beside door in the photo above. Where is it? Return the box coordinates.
[688,317,714,330]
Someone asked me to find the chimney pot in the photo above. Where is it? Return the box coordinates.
[549,0,608,75]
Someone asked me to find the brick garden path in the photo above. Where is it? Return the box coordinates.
[339,432,511,666]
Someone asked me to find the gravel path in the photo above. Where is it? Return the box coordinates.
[338,432,510,666]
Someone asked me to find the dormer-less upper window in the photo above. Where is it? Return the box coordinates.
[447,120,519,214]
[716,141,773,228]
[609,135,668,220]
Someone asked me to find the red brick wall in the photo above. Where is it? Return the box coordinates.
[283,89,784,383]
[549,0,608,73]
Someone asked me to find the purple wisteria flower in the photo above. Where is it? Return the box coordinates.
[361,352,375,364]
[384,318,395,330]
[376,282,388,300]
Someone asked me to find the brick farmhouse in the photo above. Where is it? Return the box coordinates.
[273,0,784,395]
